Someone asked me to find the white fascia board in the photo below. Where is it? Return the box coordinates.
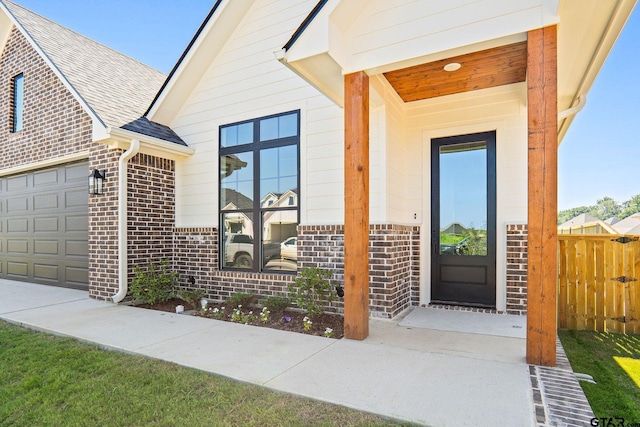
[557,0,637,143]
[0,1,106,129]
[98,127,195,160]
[0,9,12,52]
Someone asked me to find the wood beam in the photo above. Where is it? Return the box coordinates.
[344,71,370,340]
[527,26,558,366]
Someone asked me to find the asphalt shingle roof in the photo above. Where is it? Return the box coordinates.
[3,0,170,132]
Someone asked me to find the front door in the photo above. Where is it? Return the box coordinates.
[431,131,496,307]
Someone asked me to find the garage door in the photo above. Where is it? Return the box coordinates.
[0,162,89,290]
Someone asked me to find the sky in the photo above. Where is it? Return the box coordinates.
[8,1,640,212]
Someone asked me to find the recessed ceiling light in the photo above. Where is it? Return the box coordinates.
[444,62,461,72]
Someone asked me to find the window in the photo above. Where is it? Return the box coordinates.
[220,111,299,273]
[12,73,24,132]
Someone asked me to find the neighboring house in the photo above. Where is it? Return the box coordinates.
[612,213,640,234]
[441,222,468,236]
[558,213,617,234]
[604,216,620,226]
[0,0,636,367]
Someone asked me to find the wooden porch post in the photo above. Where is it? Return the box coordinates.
[344,71,369,340]
[527,26,558,366]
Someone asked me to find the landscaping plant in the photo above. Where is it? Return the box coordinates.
[176,288,205,310]
[288,267,336,317]
[262,295,290,314]
[129,261,177,304]
[226,292,257,308]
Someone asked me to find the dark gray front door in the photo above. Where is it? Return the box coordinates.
[0,162,89,289]
[431,132,496,307]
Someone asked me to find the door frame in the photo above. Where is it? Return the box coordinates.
[430,130,497,308]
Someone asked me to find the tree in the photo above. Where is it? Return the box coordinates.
[588,197,621,220]
[620,194,640,219]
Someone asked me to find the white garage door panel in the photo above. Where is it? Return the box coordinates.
[0,161,89,290]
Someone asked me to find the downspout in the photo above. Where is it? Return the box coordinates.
[558,95,587,121]
[111,139,140,303]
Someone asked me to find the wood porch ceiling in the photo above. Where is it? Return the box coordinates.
[383,41,527,102]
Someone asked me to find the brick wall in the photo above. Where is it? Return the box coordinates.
[172,224,419,317]
[506,224,528,315]
[89,151,175,301]
[88,145,120,300]
[172,227,296,302]
[0,27,92,169]
[127,154,175,278]
[297,224,419,318]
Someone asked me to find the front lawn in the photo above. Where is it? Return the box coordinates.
[0,321,404,426]
[558,329,640,422]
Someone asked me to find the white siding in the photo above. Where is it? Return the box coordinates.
[172,0,387,227]
[341,0,558,73]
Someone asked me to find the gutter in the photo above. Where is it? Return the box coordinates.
[558,95,587,122]
[111,139,140,303]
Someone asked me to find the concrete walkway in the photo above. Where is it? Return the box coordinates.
[0,279,538,426]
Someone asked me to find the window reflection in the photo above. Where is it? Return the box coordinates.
[221,213,255,269]
[221,122,253,148]
[220,153,253,209]
[260,113,297,141]
[439,141,488,256]
[262,211,298,272]
[260,145,297,203]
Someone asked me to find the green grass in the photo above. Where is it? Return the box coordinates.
[558,329,640,421]
[439,233,465,244]
[0,321,405,426]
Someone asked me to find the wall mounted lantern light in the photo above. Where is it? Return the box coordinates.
[88,169,106,195]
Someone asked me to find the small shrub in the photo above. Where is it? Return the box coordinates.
[177,289,205,310]
[288,267,335,317]
[226,292,257,308]
[262,295,290,314]
[129,261,177,305]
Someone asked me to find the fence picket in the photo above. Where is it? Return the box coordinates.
[557,235,639,335]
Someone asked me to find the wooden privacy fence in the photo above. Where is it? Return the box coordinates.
[558,235,640,334]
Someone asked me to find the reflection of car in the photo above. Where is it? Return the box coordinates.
[224,233,280,268]
[440,238,468,255]
[263,258,297,272]
[280,236,297,260]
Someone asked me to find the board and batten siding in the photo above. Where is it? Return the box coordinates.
[170,0,389,228]
[340,0,558,73]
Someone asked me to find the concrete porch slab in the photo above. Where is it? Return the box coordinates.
[400,306,527,338]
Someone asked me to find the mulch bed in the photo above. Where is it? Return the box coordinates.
[135,298,344,339]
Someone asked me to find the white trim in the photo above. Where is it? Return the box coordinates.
[0,152,89,177]
[98,127,195,160]
[111,139,140,304]
[421,120,508,310]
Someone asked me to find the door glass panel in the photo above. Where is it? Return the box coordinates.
[439,141,487,256]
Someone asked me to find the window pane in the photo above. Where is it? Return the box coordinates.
[262,212,298,272]
[221,152,253,209]
[13,74,24,132]
[439,141,487,256]
[260,145,297,203]
[259,117,278,141]
[278,113,297,138]
[259,113,298,141]
[221,122,253,148]
[221,213,255,269]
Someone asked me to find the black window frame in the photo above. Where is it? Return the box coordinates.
[11,73,24,133]
[219,110,301,273]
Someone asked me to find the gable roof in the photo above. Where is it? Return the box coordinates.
[612,213,640,234]
[1,0,166,130]
[558,213,599,228]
